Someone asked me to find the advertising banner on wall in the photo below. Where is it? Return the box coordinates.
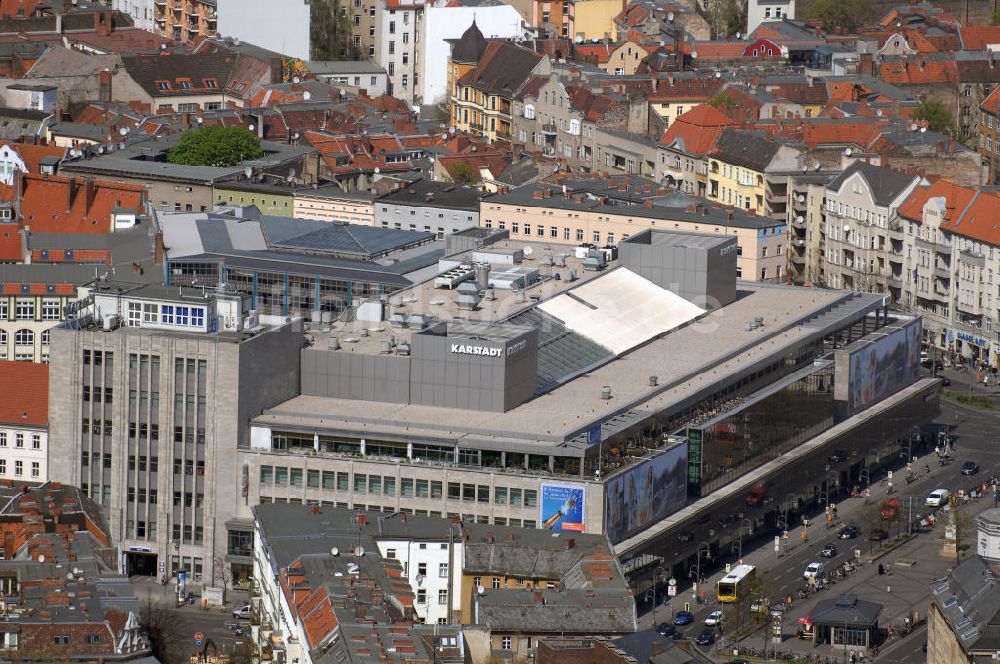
[604,443,688,544]
[540,483,586,532]
[835,317,921,416]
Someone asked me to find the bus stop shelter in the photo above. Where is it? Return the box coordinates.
[810,594,882,651]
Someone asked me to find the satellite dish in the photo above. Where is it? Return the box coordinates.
[303,91,312,101]
[575,35,583,43]
[196,116,203,123]
[736,31,742,39]
[843,224,850,232]
[524,245,534,256]
[330,547,339,557]
[714,71,721,79]
[691,51,698,59]
[340,89,347,97]
[477,585,485,595]
[845,147,853,156]
[920,127,926,133]
[812,160,821,171]
[354,545,365,557]
[248,124,255,132]
[98,146,105,154]
[374,167,380,174]
[801,164,807,172]
[289,168,297,178]
[797,194,805,203]
[119,127,127,136]
[244,166,253,178]
[293,76,300,84]
[38,555,45,563]
[667,11,674,21]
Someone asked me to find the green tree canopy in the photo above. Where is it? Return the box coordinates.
[805,0,872,34]
[450,163,479,186]
[912,99,956,136]
[709,91,737,114]
[167,126,264,167]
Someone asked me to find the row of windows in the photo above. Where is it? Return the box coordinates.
[258,466,539,505]
[81,419,113,436]
[0,299,62,321]
[0,459,40,478]
[0,432,41,449]
[127,302,206,328]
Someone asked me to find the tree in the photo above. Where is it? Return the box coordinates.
[214,555,234,595]
[805,0,873,34]
[912,99,956,137]
[310,0,359,61]
[950,502,975,562]
[450,163,479,186]
[167,126,264,167]
[141,597,188,664]
[709,91,738,115]
[992,9,1000,26]
[704,0,746,38]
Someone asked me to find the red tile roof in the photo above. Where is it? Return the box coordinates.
[960,26,1000,50]
[658,103,735,154]
[615,4,651,28]
[0,0,42,18]
[573,43,613,64]
[0,360,47,427]
[649,77,724,102]
[691,41,749,60]
[982,86,1000,116]
[2,143,64,174]
[878,60,957,85]
[19,175,145,234]
[0,222,21,261]
[898,178,976,222]
[566,85,617,122]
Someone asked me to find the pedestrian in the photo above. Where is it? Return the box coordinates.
[878,563,884,575]
[887,585,891,593]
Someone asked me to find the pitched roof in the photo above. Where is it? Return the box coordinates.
[457,41,543,96]
[810,594,881,627]
[690,40,749,60]
[878,59,958,85]
[960,26,1000,50]
[2,142,64,174]
[982,86,1000,116]
[0,222,21,261]
[566,86,617,122]
[451,20,489,64]
[572,43,613,65]
[19,174,145,234]
[710,128,781,171]
[898,178,976,222]
[120,52,269,101]
[827,161,917,207]
[658,103,735,155]
[940,189,1000,246]
[0,360,47,427]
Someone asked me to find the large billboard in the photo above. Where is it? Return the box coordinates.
[604,443,688,544]
[836,318,921,415]
[540,483,586,532]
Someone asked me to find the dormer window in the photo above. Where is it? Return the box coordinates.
[203,78,218,89]
[156,80,171,91]
[178,79,192,90]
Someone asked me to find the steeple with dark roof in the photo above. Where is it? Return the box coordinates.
[451,20,489,65]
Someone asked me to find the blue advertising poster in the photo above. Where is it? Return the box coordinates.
[540,483,585,532]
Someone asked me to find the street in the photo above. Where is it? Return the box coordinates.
[623,392,1000,663]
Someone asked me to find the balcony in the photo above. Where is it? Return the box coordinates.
[789,251,805,265]
[541,123,557,136]
[959,249,986,268]
[934,265,951,279]
[792,213,805,226]
[886,274,902,288]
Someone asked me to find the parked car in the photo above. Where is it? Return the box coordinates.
[695,629,716,646]
[803,562,824,579]
[828,450,849,463]
[869,528,889,542]
[705,610,724,626]
[656,623,677,637]
[927,488,951,507]
[961,461,980,476]
[940,376,952,386]
[673,611,694,626]
[820,543,838,557]
[751,598,770,613]
[838,525,859,539]
[232,604,251,620]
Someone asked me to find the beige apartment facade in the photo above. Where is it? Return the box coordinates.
[293,186,376,225]
[480,188,787,281]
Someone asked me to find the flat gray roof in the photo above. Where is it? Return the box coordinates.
[255,282,866,447]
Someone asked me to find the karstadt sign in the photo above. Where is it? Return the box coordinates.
[449,339,527,358]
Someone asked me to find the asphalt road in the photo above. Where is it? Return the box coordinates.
[625,396,1000,662]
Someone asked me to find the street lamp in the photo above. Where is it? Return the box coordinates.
[691,541,711,603]
[652,565,666,627]
[736,518,753,562]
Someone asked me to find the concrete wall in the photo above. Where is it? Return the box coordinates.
[376,201,478,237]
[216,0,311,60]
[619,230,737,309]
[301,347,412,403]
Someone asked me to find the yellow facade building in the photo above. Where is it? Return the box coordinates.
[573,0,622,41]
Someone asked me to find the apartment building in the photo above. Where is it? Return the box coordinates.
[375,0,425,104]
[657,103,736,198]
[47,282,302,586]
[707,128,804,221]
[293,185,376,225]
[154,0,217,44]
[374,179,481,236]
[898,179,1000,367]
[480,175,787,281]
[979,86,1000,184]
[0,361,48,483]
[113,0,157,31]
[786,172,835,287]
[821,161,921,294]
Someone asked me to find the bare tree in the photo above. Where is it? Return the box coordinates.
[141,597,190,664]
[214,556,234,596]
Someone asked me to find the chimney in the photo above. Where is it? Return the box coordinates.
[153,231,164,264]
[94,11,112,36]
[507,532,516,541]
[66,177,76,213]
[98,70,112,104]
[644,198,654,208]
[83,178,95,216]
[356,513,367,526]
[565,538,575,549]
[180,113,190,130]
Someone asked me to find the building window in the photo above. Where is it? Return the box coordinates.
[15,299,33,320]
[30,462,38,478]
[32,434,40,449]
[14,329,32,346]
[438,589,448,604]
[41,299,61,320]
[502,635,512,650]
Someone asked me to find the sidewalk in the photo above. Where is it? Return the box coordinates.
[936,366,1000,409]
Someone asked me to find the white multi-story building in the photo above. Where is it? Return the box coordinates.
[375,0,425,105]
[746,0,796,36]
[112,0,156,32]
[0,360,48,483]
[821,161,920,294]
[374,524,464,624]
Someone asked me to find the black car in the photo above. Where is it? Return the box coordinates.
[656,623,677,637]
[695,629,716,646]
[838,525,859,539]
[820,543,838,557]
[962,461,980,476]
[828,450,849,463]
